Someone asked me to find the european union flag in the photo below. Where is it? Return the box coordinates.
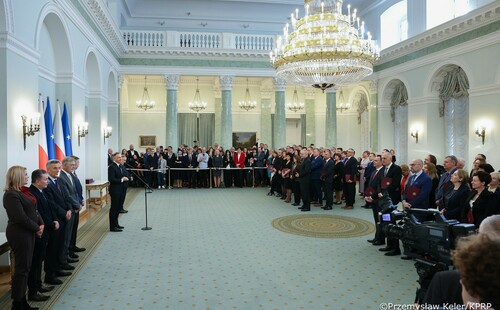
[62,102,73,156]
[45,97,56,160]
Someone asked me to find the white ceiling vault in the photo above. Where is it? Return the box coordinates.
[118,0,373,35]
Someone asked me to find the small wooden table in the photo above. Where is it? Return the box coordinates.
[86,180,110,209]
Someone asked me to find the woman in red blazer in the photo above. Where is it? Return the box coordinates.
[233,148,246,188]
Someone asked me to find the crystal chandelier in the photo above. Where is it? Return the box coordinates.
[336,88,351,112]
[136,76,156,110]
[188,77,207,113]
[270,0,379,92]
[238,78,257,111]
[286,87,305,112]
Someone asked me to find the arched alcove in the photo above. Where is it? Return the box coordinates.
[351,90,370,151]
[427,64,470,159]
[85,51,101,93]
[36,11,73,75]
[382,79,409,164]
[0,0,13,33]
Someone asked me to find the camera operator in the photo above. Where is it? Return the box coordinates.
[462,171,499,229]
[423,215,500,308]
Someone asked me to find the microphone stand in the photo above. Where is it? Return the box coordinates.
[125,164,153,231]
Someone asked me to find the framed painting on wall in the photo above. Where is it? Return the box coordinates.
[139,135,156,148]
[232,132,257,149]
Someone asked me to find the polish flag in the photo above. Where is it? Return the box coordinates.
[38,95,48,169]
[53,100,65,161]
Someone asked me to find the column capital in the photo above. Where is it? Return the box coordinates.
[219,76,234,91]
[273,78,287,92]
[118,74,125,88]
[165,74,180,90]
[368,81,378,94]
[325,88,337,94]
[304,88,316,100]
[260,87,274,99]
[213,85,222,98]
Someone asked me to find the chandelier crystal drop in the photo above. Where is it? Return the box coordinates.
[336,88,351,112]
[136,76,156,111]
[286,88,305,112]
[270,0,379,91]
[188,77,207,113]
[238,78,257,111]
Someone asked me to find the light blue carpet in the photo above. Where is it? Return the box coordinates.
[50,188,417,309]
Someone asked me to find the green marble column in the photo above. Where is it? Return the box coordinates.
[165,75,179,150]
[370,92,378,151]
[325,88,337,147]
[273,78,286,149]
[305,98,315,146]
[260,89,272,146]
[214,91,222,144]
[219,76,233,150]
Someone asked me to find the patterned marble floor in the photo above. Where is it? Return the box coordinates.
[50,188,418,310]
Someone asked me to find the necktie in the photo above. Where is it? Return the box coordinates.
[384,167,388,177]
[410,175,415,186]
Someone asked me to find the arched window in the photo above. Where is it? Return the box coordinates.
[380,0,408,50]
[426,0,492,29]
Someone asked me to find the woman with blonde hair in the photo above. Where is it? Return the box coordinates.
[440,169,470,221]
[3,166,44,310]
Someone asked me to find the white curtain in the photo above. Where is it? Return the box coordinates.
[445,96,469,158]
[394,105,408,165]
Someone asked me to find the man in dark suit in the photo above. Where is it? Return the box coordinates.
[321,149,335,210]
[107,148,113,166]
[108,152,128,232]
[435,155,458,207]
[362,153,376,208]
[185,147,198,188]
[127,144,139,159]
[27,169,56,301]
[119,154,131,214]
[343,148,358,209]
[296,149,312,211]
[310,149,324,206]
[403,159,433,222]
[69,156,86,256]
[58,157,81,267]
[364,155,385,245]
[44,159,72,285]
[378,152,403,256]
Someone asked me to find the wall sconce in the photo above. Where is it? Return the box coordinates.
[103,126,112,144]
[77,122,89,146]
[410,129,419,144]
[21,113,41,150]
[475,126,486,144]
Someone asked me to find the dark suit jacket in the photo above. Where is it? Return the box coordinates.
[108,163,124,193]
[72,172,84,205]
[310,156,324,180]
[127,150,139,159]
[186,153,198,168]
[321,158,335,183]
[364,161,375,179]
[45,178,71,221]
[3,189,42,234]
[29,185,57,231]
[367,168,384,200]
[383,163,403,204]
[442,185,469,221]
[435,167,457,202]
[344,156,358,182]
[462,189,499,228]
[58,171,81,211]
[107,154,113,166]
[298,157,311,184]
[120,165,131,189]
[404,172,432,209]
